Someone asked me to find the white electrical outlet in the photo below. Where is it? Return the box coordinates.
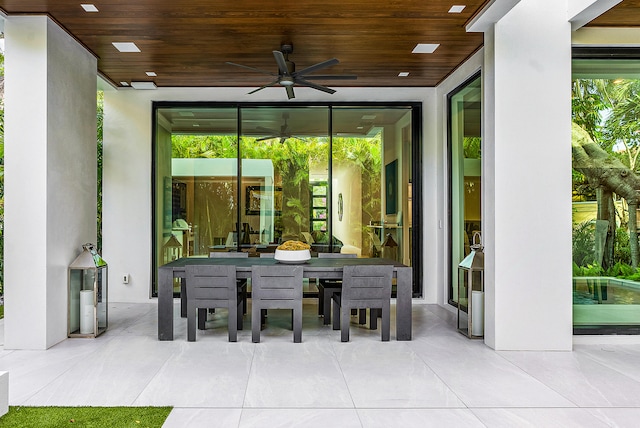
[123,274,129,284]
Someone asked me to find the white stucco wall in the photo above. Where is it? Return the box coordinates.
[4,16,97,349]
[103,87,437,303]
[483,0,573,350]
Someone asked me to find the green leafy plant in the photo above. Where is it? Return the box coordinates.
[572,221,596,266]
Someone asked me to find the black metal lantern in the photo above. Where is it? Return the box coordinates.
[457,232,484,338]
[68,244,108,338]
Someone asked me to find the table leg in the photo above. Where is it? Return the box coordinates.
[396,267,412,340]
[158,268,174,341]
[180,278,187,318]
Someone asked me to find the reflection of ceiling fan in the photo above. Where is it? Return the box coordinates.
[254,113,306,144]
[226,44,357,99]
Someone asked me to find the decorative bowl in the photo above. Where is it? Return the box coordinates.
[274,249,311,264]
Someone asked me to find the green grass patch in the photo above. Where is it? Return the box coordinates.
[0,305,3,319]
[0,406,172,427]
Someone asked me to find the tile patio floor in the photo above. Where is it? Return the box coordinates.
[2,301,640,427]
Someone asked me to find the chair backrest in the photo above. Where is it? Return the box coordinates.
[185,264,237,301]
[318,252,357,258]
[341,265,393,302]
[259,252,275,258]
[209,251,249,258]
[251,265,303,301]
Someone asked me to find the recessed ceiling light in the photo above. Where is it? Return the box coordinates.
[448,5,466,13]
[192,124,200,127]
[146,71,157,77]
[357,126,364,130]
[412,43,440,54]
[112,42,141,53]
[398,72,410,77]
[130,81,157,90]
[361,115,377,120]
[120,82,130,86]
[81,4,99,12]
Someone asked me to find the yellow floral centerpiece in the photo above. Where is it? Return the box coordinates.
[274,240,311,264]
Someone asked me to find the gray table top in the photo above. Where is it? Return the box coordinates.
[160,256,409,272]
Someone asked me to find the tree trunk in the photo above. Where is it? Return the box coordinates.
[573,123,640,267]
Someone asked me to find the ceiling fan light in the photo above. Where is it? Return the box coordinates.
[280,77,295,86]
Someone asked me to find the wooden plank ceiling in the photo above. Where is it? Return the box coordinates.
[0,1,636,91]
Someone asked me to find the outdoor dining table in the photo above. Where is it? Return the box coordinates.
[157,256,413,341]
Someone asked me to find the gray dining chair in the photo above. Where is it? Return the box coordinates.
[332,265,393,342]
[251,265,303,343]
[259,253,275,258]
[208,251,249,320]
[185,264,246,342]
[317,252,357,325]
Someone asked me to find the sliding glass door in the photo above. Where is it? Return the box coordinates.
[152,103,421,296]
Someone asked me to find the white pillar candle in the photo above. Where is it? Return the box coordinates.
[80,290,94,334]
[471,290,484,336]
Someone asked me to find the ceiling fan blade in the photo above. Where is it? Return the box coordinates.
[225,62,276,76]
[247,80,280,94]
[294,58,339,77]
[304,74,358,80]
[256,135,278,141]
[272,51,290,76]
[295,78,336,95]
[286,86,295,99]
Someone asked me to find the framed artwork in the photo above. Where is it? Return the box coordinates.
[385,160,397,215]
[246,186,283,215]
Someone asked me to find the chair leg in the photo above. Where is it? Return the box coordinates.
[370,308,378,330]
[381,302,390,341]
[323,289,333,325]
[318,284,325,316]
[358,309,366,325]
[187,304,196,342]
[198,308,207,330]
[237,301,244,331]
[293,307,302,343]
[341,306,351,342]
[180,279,187,318]
[332,298,340,330]
[252,303,261,343]
[228,303,238,342]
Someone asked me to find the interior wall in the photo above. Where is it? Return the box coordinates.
[102,87,436,303]
[4,16,97,349]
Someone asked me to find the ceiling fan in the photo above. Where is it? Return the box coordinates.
[226,44,357,99]
[254,113,307,144]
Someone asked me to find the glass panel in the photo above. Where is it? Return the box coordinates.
[153,107,238,294]
[240,107,329,253]
[449,75,482,304]
[152,104,419,296]
[572,59,640,333]
[97,268,107,331]
[331,107,412,261]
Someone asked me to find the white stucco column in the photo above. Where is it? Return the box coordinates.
[480,0,573,350]
[4,16,97,349]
